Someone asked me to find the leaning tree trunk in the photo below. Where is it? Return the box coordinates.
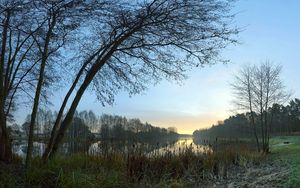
[47,66,97,159]
[46,47,116,160]
[42,52,98,162]
[44,23,143,161]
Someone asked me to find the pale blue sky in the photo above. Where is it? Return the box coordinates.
[16,0,300,134]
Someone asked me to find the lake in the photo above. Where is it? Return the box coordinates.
[12,137,211,159]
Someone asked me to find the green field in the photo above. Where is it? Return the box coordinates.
[270,136,300,188]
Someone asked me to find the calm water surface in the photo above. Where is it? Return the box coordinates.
[12,138,211,158]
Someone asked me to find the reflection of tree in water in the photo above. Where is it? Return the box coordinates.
[12,140,91,158]
[13,117,94,157]
[13,116,211,157]
[12,141,46,158]
[12,138,212,157]
[90,138,183,156]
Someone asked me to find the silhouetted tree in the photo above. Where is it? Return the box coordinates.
[231,65,260,151]
[45,0,238,160]
[0,0,42,163]
[0,0,238,163]
[231,61,290,152]
[288,99,300,132]
[26,0,103,169]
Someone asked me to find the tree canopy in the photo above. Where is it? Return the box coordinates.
[0,0,239,163]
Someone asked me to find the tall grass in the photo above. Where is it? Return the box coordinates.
[0,141,262,188]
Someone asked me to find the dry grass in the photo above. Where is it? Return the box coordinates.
[0,141,263,188]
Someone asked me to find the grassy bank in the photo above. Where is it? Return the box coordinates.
[0,142,261,188]
[269,136,300,188]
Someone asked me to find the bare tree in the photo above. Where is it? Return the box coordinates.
[232,61,290,152]
[0,0,239,163]
[25,0,108,169]
[231,65,260,151]
[0,0,43,162]
[43,0,239,160]
[253,62,290,152]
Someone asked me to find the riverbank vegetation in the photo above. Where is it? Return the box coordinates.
[1,140,262,188]
[2,135,298,187]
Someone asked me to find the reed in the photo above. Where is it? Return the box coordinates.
[0,140,263,188]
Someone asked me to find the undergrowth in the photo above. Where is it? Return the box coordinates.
[0,142,262,188]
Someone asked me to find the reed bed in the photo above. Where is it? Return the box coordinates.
[0,140,263,188]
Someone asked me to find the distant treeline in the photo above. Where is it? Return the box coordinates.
[193,98,300,140]
[13,110,178,141]
[96,114,179,141]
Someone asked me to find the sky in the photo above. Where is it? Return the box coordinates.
[16,0,300,134]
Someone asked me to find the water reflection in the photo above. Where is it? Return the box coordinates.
[149,139,212,156]
[12,138,211,158]
[12,141,46,158]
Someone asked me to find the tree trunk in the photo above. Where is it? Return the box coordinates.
[247,70,260,152]
[250,112,260,152]
[259,91,266,151]
[0,117,12,163]
[25,57,47,169]
[0,10,12,163]
[45,23,142,161]
[47,65,98,159]
[46,49,113,160]
[25,15,56,169]
[42,52,98,162]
